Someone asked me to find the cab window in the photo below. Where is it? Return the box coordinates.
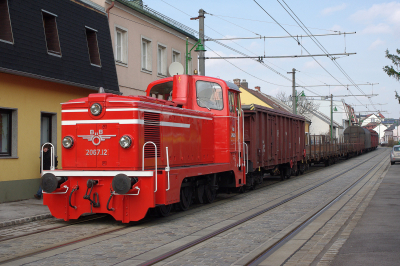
[228,91,236,114]
[149,81,173,100]
[196,81,223,110]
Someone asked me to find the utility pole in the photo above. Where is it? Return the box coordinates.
[199,9,205,76]
[287,68,296,114]
[331,94,333,141]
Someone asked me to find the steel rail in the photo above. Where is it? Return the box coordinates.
[247,154,389,265]
[0,214,107,243]
[0,151,384,265]
[137,149,386,266]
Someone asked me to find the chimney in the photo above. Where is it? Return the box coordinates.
[241,79,248,89]
[255,86,260,91]
[233,79,241,87]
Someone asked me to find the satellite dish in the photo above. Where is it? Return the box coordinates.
[168,62,184,76]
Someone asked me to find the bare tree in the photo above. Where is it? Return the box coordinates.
[276,91,320,115]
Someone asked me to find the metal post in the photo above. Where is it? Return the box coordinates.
[287,68,296,114]
[185,37,188,75]
[331,94,333,141]
[199,9,205,76]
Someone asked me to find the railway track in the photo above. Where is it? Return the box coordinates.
[0,149,388,265]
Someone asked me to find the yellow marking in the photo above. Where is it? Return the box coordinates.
[178,77,181,83]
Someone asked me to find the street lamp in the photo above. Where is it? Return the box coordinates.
[186,37,206,75]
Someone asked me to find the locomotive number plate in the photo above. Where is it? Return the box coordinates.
[86,149,109,156]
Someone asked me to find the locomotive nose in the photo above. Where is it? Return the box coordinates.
[112,174,138,194]
[41,173,67,193]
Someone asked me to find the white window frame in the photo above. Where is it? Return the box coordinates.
[141,36,152,73]
[115,25,128,65]
[172,49,181,63]
[157,43,167,77]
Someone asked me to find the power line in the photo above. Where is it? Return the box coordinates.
[207,13,340,33]
[205,32,356,41]
[202,52,356,59]
[253,0,369,110]
[276,0,375,110]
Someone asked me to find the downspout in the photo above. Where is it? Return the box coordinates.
[106,0,115,20]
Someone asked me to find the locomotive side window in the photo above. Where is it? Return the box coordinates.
[149,81,173,100]
[228,91,235,114]
[196,81,223,110]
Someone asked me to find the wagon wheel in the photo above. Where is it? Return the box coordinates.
[280,168,285,181]
[195,184,205,204]
[176,186,193,211]
[285,167,291,179]
[203,182,217,203]
[156,204,173,217]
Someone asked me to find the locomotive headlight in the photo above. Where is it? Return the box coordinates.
[62,136,74,149]
[90,103,102,116]
[119,135,132,149]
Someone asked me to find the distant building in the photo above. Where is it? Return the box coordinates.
[0,0,118,202]
[89,0,199,95]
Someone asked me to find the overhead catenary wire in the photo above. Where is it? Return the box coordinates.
[252,0,370,110]
[158,0,320,94]
[276,0,376,110]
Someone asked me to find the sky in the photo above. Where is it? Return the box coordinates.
[151,0,400,118]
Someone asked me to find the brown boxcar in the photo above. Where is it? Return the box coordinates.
[243,104,306,179]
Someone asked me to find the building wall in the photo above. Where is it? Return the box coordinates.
[239,88,272,108]
[106,1,198,96]
[0,72,93,202]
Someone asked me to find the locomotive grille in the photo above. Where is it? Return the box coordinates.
[144,112,161,158]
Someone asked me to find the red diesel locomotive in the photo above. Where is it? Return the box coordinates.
[42,75,265,223]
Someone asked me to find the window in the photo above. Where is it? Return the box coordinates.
[141,37,151,72]
[0,109,11,156]
[149,81,173,100]
[0,0,13,44]
[42,10,61,56]
[172,50,181,63]
[196,81,223,110]
[85,27,101,66]
[40,112,57,155]
[115,26,127,64]
[228,91,236,114]
[0,108,17,157]
[157,44,167,76]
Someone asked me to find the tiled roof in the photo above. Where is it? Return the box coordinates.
[0,0,119,92]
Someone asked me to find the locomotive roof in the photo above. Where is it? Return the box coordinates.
[224,81,240,92]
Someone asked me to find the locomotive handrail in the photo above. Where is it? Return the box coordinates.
[42,185,69,194]
[165,147,170,191]
[41,142,55,174]
[142,141,158,193]
[244,142,249,174]
[242,109,245,168]
[237,108,241,168]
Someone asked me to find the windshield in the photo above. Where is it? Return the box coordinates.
[196,81,223,110]
[394,146,400,152]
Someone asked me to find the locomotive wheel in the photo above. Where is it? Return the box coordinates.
[156,204,173,217]
[176,186,193,211]
[203,183,217,203]
[195,184,205,204]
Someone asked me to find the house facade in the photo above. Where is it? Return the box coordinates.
[0,0,118,202]
[89,0,199,95]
